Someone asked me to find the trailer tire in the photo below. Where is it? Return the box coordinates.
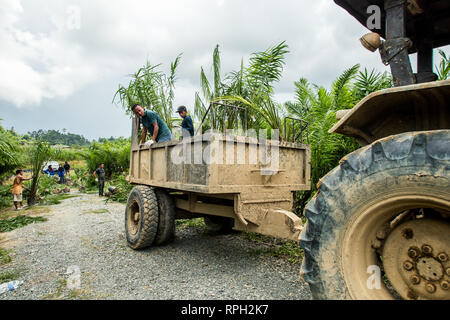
[155,189,176,245]
[204,216,235,233]
[125,186,159,250]
[299,130,450,300]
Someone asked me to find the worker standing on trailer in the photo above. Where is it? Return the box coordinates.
[131,104,172,144]
[176,106,195,137]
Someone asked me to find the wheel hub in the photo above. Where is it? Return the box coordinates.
[416,256,443,282]
[383,218,450,300]
[127,201,140,236]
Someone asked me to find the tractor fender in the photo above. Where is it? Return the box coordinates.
[330,79,450,145]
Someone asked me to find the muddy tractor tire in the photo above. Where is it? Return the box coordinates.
[154,189,176,245]
[300,130,450,300]
[204,216,235,233]
[125,186,159,250]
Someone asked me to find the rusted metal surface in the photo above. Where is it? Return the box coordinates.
[330,80,450,145]
[383,219,450,300]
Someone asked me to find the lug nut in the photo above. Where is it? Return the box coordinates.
[422,245,433,255]
[408,247,421,259]
[425,283,436,294]
[437,252,448,262]
[441,281,449,291]
[446,267,450,277]
[371,240,382,249]
[403,261,414,271]
[410,275,421,285]
[376,230,387,240]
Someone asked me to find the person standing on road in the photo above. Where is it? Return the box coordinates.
[57,165,66,184]
[93,163,105,197]
[131,104,172,144]
[64,161,71,178]
[11,169,31,211]
[176,106,195,137]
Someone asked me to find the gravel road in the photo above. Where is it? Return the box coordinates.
[0,192,311,300]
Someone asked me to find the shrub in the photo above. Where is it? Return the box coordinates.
[84,138,131,179]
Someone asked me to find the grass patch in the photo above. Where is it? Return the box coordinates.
[0,248,12,265]
[0,215,48,233]
[0,269,22,283]
[42,279,66,300]
[81,209,109,215]
[244,232,304,265]
[41,194,79,206]
[42,277,94,300]
[175,218,206,231]
[0,206,50,221]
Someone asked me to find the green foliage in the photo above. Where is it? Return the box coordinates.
[436,50,450,80]
[0,215,48,233]
[26,176,59,197]
[72,167,91,189]
[0,123,23,181]
[290,66,393,213]
[52,148,87,162]
[175,218,206,231]
[196,42,289,135]
[0,248,12,265]
[0,185,12,210]
[0,270,22,283]
[41,194,79,206]
[113,55,182,130]
[28,129,90,147]
[244,232,304,264]
[105,174,133,203]
[84,138,131,179]
[27,140,57,206]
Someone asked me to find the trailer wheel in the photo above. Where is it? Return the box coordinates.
[204,216,235,233]
[300,130,450,300]
[125,186,159,250]
[155,189,176,245]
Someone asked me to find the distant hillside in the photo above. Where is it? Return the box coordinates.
[26,129,90,146]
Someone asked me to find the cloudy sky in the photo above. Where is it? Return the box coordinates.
[0,0,448,140]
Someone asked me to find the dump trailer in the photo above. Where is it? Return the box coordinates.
[125,106,311,248]
[299,0,450,300]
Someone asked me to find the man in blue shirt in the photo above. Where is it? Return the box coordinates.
[176,106,194,137]
[131,104,172,143]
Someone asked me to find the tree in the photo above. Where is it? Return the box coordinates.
[113,55,183,130]
[0,121,23,181]
[27,140,56,206]
[195,42,290,136]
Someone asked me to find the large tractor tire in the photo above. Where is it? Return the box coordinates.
[300,130,450,300]
[125,186,159,250]
[154,189,176,245]
[204,216,235,234]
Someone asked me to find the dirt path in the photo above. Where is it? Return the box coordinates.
[0,192,311,300]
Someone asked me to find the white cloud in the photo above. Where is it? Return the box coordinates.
[0,0,447,113]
